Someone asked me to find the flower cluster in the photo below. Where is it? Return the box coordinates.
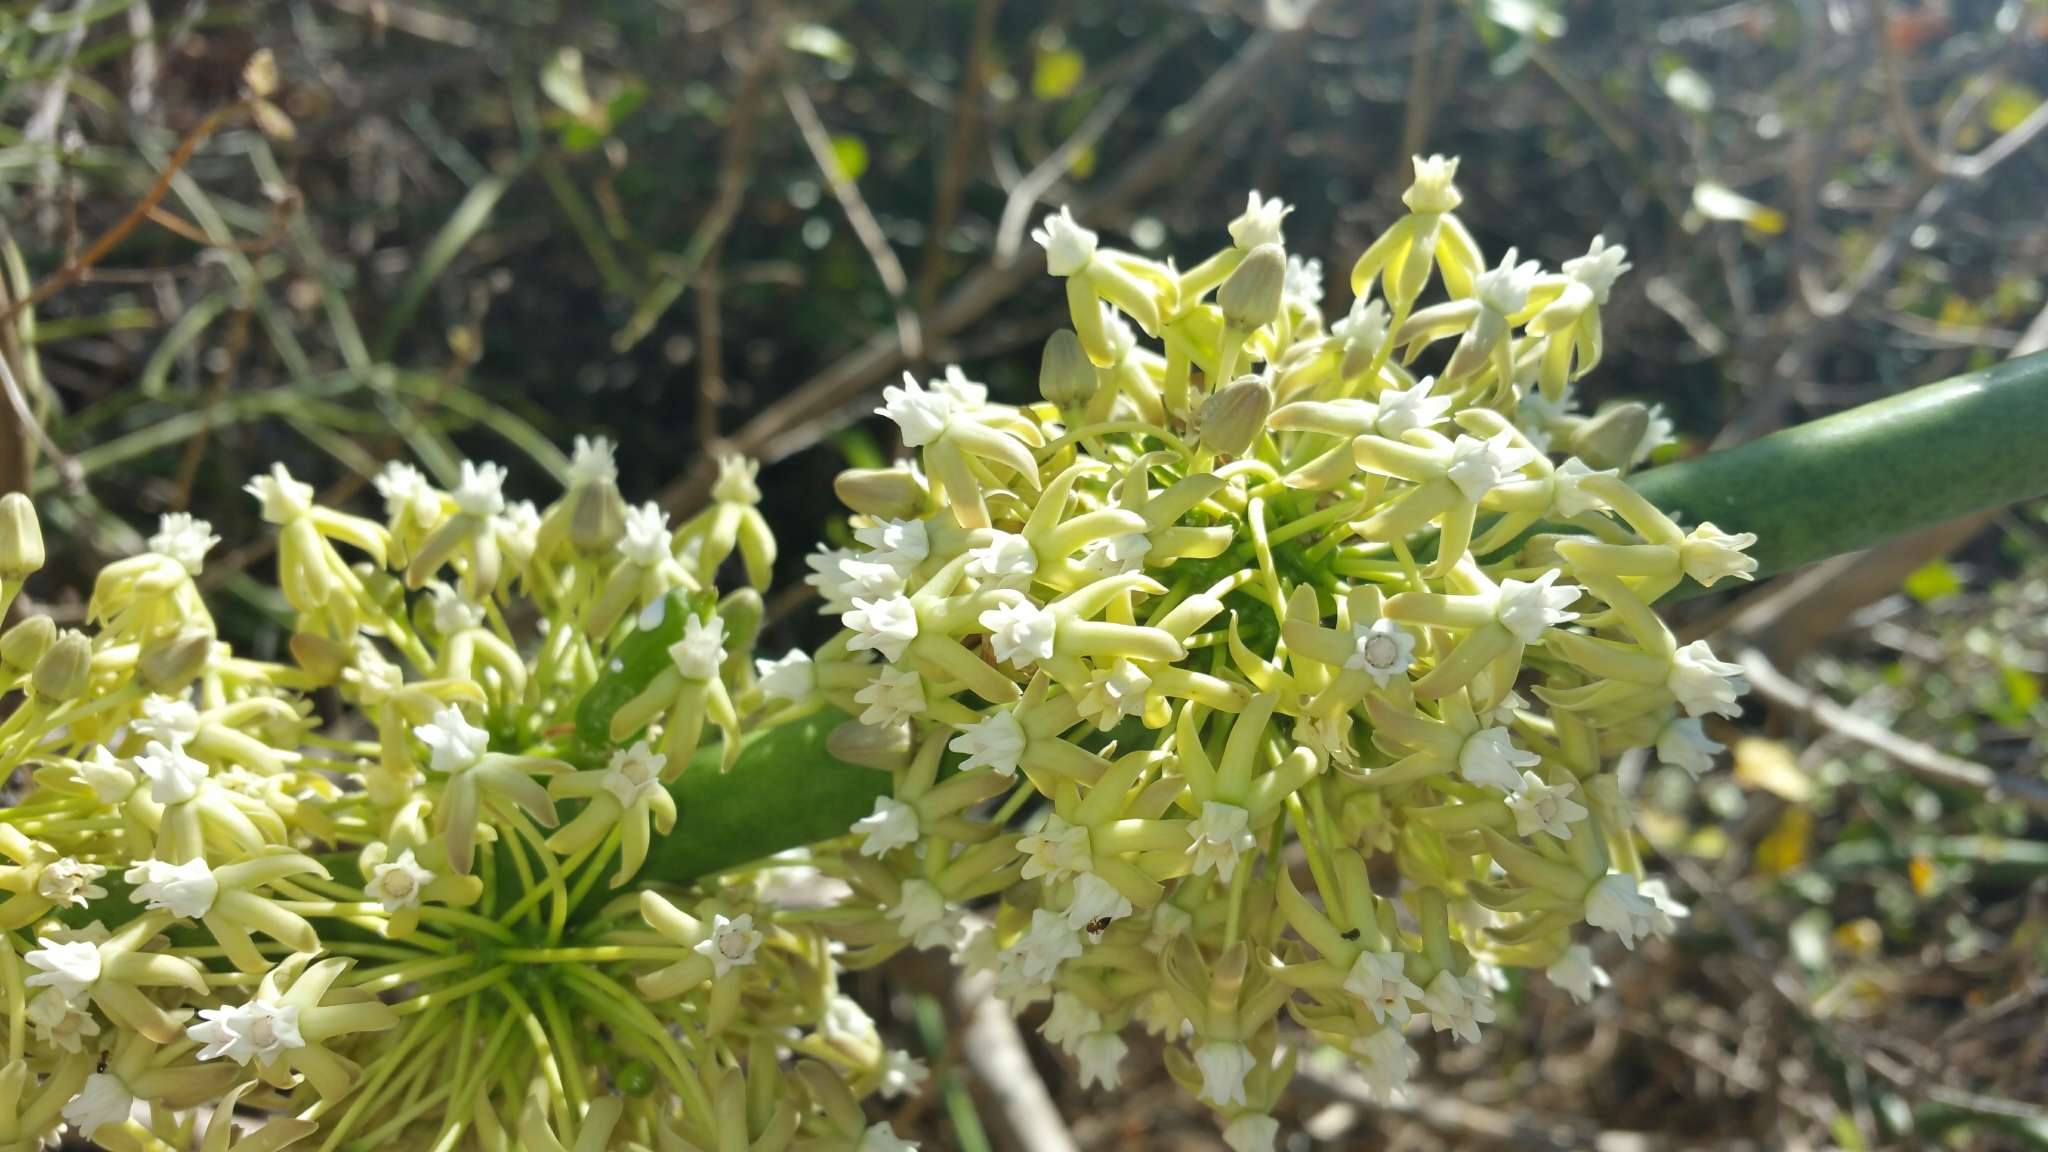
[802,159,1752,1147]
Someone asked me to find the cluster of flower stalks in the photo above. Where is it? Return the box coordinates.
[0,158,1754,1152]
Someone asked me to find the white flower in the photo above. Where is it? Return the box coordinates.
[1018,815,1092,882]
[1344,949,1423,1025]
[428,582,485,634]
[1404,153,1462,213]
[149,512,219,575]
[1640,878,1692,928]
[1656,716,1723,778]
[880,1049,930,1099]
[245,463,314,522]
[1667,640,1747,718]
[1352,1028,1419,1103]
[754,650,815,703]
[967,530,1038,590]
[805,545,861,609]
[712,454,761,504]
[26,988,98,1053]
[845,595,919,662]
[1334,297,1389,349]
[1634,403,1676,465]
[63,1072,133,1134]
[1458,727,1538,793]
[452,460,508,518]
[979,599,1057,667]
[860,1122,919,1152]
[1474,247,1541,315]
[1507,773,1588,839]
[189,1000,304,1066]
[1012,908,1083,982]
[936,365,989,409]
[496,500,542,562]
[951,710,1025,777]
[1076,1029,1128,1090]
[878,373,955,448]
[1545,944,1611,1004]
[1374,375,1452,437]
[619,502,673,567]
[693,913,763,976]
[1422,969,1495,1044]
[1187,801,1257,882]
[1495,569,1581,643]
[1076,659,1151,729]
[125,858,217,918]
[78,746,140,804]
[1563,235,1631,304]
[886,880,956,949]
[1345,618,1417,687]
[1147,902,1192,954]
[25,937,101,1003]
[134,739,208,804]
[855,517,929,572]
[1065,872,1133,934]
[1682,522,1759,586]
[1031,206,1098,276]
[567,435,619,486]
[1550,456,1613,516]
[37,858,107,909]
[1078,531,1151,576]
[853,797,920,857]
[1223,1114,1280,1152]
[133,695,201,747]
[1583,873,1670,950]
[366,850,435,913]
[1193,1041,1256,1107]
[1446,429,1539,501]
[375,461,439,519]
[667,614,728,680]
[1041,993,1103,1049]
[1283,254,1324,309]
[1230,191,1293,250]
[413,706,491,774]
[854,667,926,727]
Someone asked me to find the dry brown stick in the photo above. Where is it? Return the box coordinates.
[656,1,1332,516]
[914,0,999,321]
[1293,1062,1682,1152]
[991,49,1160,266]
[955,969,1079,1152]
[1397,0,1442,160]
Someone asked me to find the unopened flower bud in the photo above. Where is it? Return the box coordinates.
[827,718,912,771]
[1,615,55,673]
[1219,243,1285,330]
[833,468,928,520]
[1039,329,1098,408]
[0,492,45,580]
[139,627,214,693]
[1199,376,1274,458]
[570,482,629,554]
[289,632,352,685]
[32,630,92,702]
[1570,403,1652,472]
[716,588,764,680]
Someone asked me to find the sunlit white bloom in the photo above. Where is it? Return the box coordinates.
[1682,522,1759,586]
[754,650,815,703]
[879,1050,930,1101]
[1446,429,1539,501]
[1074,1029,1127,1090]
[1013,908,1083,983]
[1078,531,1151,576]
[980,600,1057,667]
[951,710,1025,777]
[1193,1041,1256,1107]
[805,545,862,609]
[936,364,989,409]
[1345,618,1417,687]
[1374,375,1452,437]
[413,706,491,774]
[62,1072,133,1135]
[854,667,926,727]
[619,502,673,567]
[1634,403,1676,465]
[1495,569,1581,643]
[1667,640,1747,718]
[694,913,763,976]
[365,850,434,913]
[451,460,508,518]
[1507,772,1588,839]
[1656,716,1723,777]
[35,858,105,909]
[1352,1028,1419,1102]
[1032,206,1099,276]
[1344,949,1423,1025]
[1076,659,1151,729]
[1041,992,1103,1049]
[1563,235,1632,303]
[1640,878,1692,928]
[1550,456,1613,516]
[1223,1114,1279,1152]
[967,530,1038,590]
[845,595,919,662]
[1230,191,1293,250]
[245,463,315,522]
[1545,943,1611,1004]
[603,741,668,808]
[1019,814,1092,883]
[1422,969,1495,1044]
[855,517,929,572]
[1187,801,1257,882]
[1065,872,1133,934]
[1283,255,1324,309]
[567,435,618,485]
[375,461,439,520]
[878,373,955,448]
[712,454,761,504]
[886,880,956,949]
[1515,384,1577,451]
[1474,247,1541,315]
[149,512,219,574]
[860,1122,919,1152]
[1405,153,1462,212]
[495,499,542,562]
[189,999,304,1066]
[125,858,217,918]
[27,988,98,1053]
[853,797,920,857]
[667,614,728,680]
[1458,727,1538,793]
[132,695,201,746]
[134,739,208,804]
[78,746,140,805]
[25,937,100,1003]
[1583,873,1669,950]
[428,582,485,634]
[1333,296,1389,349]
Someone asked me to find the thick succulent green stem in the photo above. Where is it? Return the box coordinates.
[653,353,2048,883]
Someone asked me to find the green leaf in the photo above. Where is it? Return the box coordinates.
[1902,560,1962,602]
[1032,47,1085,101]
[785,23,855,66]
[828,134,869,182]
[572,591,711,752]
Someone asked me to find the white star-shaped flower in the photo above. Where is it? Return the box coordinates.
[1011,908,1083,983]
[950,710,1025,777]
[1545,943,1611,1004]
[1078,531,1151,576]
[1344,949,1423,1025]
[979,600,1057,667]
[452,460,507,518]
[25,937,100,1003]
[134,739,208,804]
[935,365,989,409]
[132,694,201,746]
[413,706,491,774]
[1446,429,1539,501]
[754,650,815,703]
[859,1122,919,1152]
[37,858,106,909]
[967,530,1038,590]
[1583,873,1671,950]
[877,373,955,448]
[125,858,217,918]
[667,614,728,681]
[1563,234,1632,303]
[1421,969,1495,1044]
[1076,659,1151,730]
[1018,814,1092,882]
[567,435,618,485]
[62,1072,133,1135]
[885,880,956,949]
[244,463,314,523]
[148,512,219,575]
[852,797,920,857]
[1064,872,1133,934]
[1352,1027,1419,1103]
[712,454,761,505]
[845,595,919,662]
[366,849,435,913]
[1550,457,1613,516]
[428,582,485,634]
[1655,716,1723,778]
[854,667,926,727]
[376,461,439,519]
[1474,247,1541,315]
[1186,801,1256,882]
[1076,1029,1128,1090]
[1495,569,1581,643]
[1193,1040,1256,1107]
[189,999,304,1066]
[619,502,673,567]
[602,740,668,808]
[1345,618,1416,686]
[1667,640,1746,718]
[854,517,929,573]
[1223,1114,1279,1152]
[1373,375,1453,437]
[1031,206,1098,276]
[1229,191,1293,250]
[1458,727,1538,793]
[693,913,763,976]
[1507,772,1589,838]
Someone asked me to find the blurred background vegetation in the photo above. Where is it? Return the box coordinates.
[3,0,2047,1148]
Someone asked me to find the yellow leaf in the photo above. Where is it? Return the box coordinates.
[1733,737,1814,802]
[1986,83,2043,134]
[828,135,868,182]
[1754,806,1811,876]
[1832,917,1882,958]
[1692,182,1786,235]
[1902,559,1962,602]
[1908,853,1936,897]
[1032,47,1085,101]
